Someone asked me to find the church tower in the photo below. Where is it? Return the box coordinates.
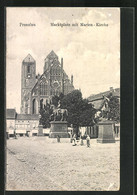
[21,54,36,114]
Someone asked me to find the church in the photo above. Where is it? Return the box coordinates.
[20,50,74,115]
[6,51,74,137]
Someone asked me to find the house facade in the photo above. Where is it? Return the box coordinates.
[6,109,17,136]
[88,87,120,110]
[15,114,39,136]
[6,109,39,137]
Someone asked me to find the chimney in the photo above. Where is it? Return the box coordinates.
[71,75,73,85]
[110,87,114,92]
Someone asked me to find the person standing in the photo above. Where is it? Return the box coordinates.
[72,134,76,146]
[14,129,17,139]
[57,135,60,143]
[86,135,90,147]
[70,132,73,143]
[80,135,84,146]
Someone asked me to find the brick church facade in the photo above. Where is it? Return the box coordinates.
[20,50,74,114]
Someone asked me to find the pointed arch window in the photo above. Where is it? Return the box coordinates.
[40,99,43,110]
[32,99,36,114]
[27,65,30,73]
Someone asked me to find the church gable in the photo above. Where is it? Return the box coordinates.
[23,54,35,63]
[50,65,62,79]
[21,51,74,114]
[31,51,74,98]
[46,50,58,60]
[44,51,61,72]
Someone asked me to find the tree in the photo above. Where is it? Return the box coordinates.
[60,90,96,136]
[39,104,53,128]
[79,99,96,126]
[39,90,96,133]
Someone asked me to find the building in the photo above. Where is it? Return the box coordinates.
[6,51,75,136]
[87,87,120,138]
[6,109,17,136]
[15,114,39,136]
[6,109,39,137]
[88,87,120,110]
[20,50,74,114]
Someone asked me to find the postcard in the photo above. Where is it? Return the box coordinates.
[6,7,120,191]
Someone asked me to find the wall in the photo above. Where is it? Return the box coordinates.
[6,119,15,132]
[15,119,39,135]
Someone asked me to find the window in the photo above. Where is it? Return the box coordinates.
[44,84,48,95]
[27,65,30,73]
[40,84,42,95]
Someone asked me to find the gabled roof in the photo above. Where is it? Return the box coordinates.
[23,54,35,63]
[32,52,74,93]
[16,114,39,120]
[88,88,120,102]
[45,50,58,60]
[6,109,16,119]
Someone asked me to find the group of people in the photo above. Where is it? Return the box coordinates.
[56,134,91,147]
[72,134,90,147]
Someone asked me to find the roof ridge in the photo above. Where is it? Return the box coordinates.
[88,88,120,98]
[23,54,35,62]
[45,50,58,59]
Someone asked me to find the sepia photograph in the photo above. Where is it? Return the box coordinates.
[6,7,120,191]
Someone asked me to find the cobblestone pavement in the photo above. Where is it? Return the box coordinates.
[6,137,120,191]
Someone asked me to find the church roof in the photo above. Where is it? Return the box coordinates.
[31,51,74,94]
[45,50,58,60]
[6,109,17,119]
[23,54,35,63]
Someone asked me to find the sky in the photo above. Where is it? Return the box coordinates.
[6,7,120,113]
